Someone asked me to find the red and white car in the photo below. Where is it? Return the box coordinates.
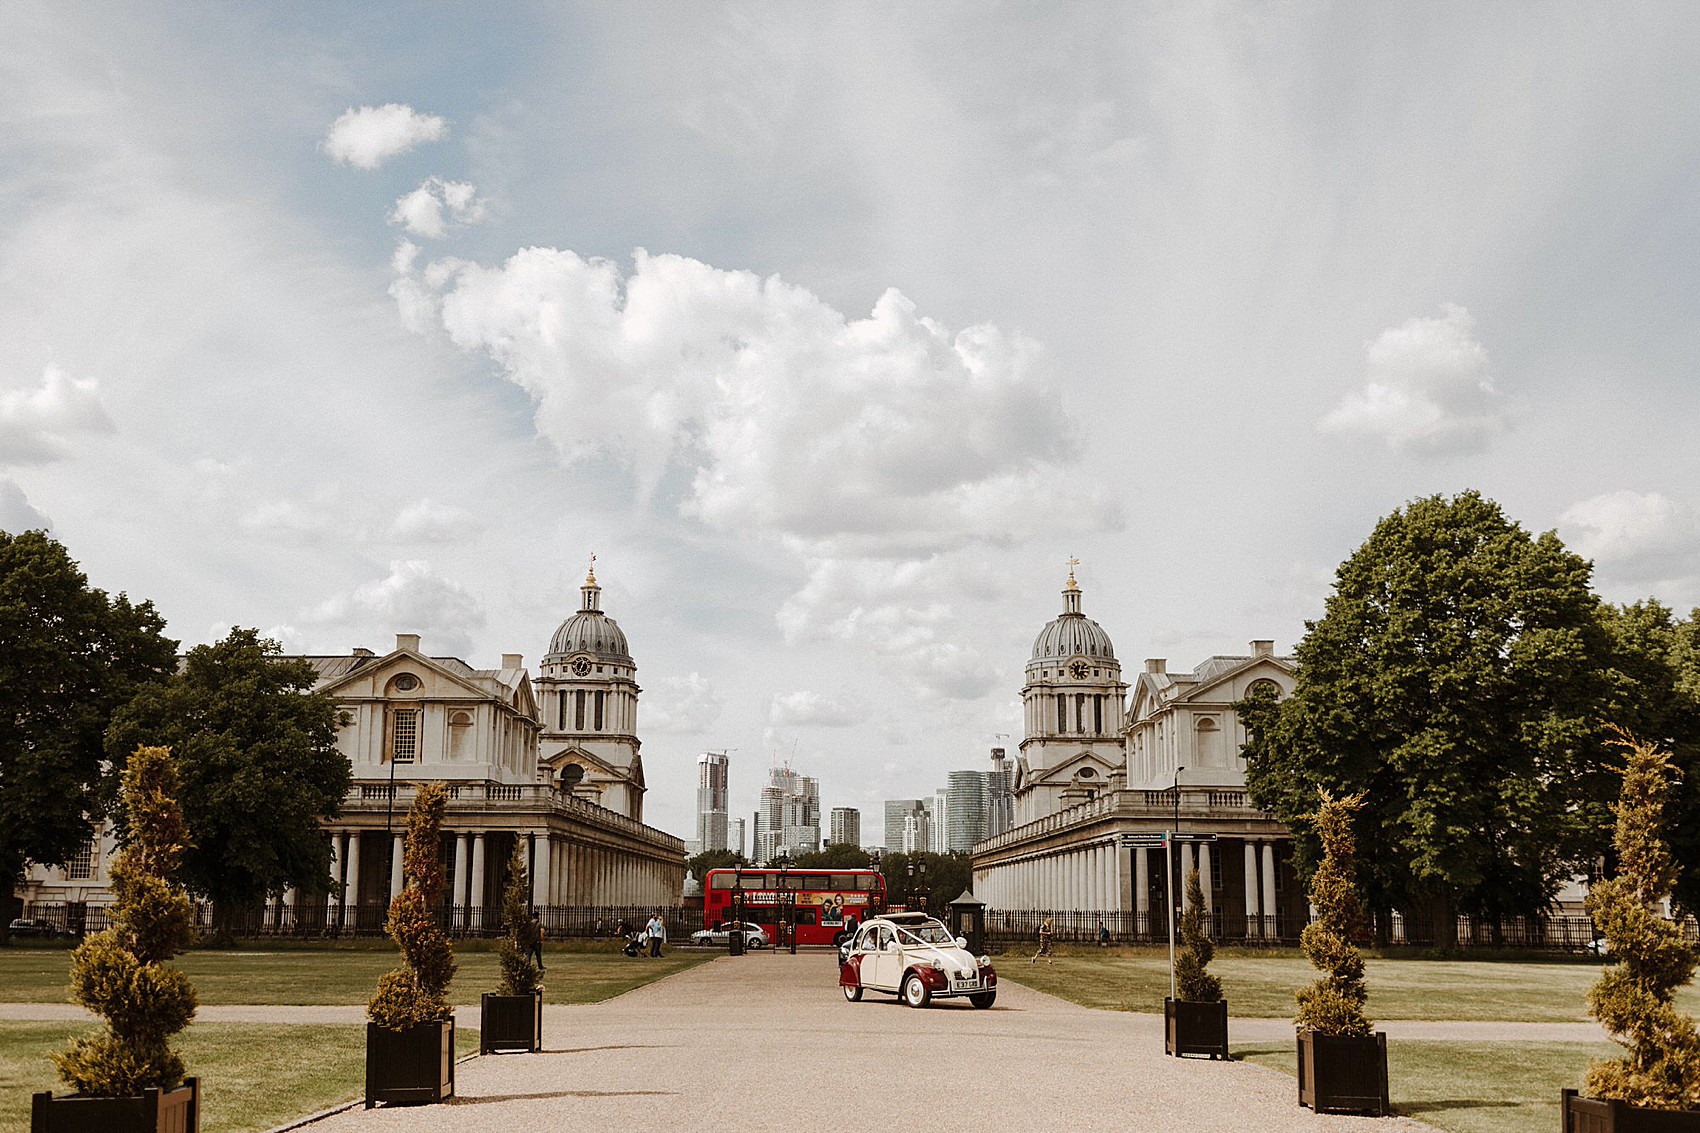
[839,913,997,1008]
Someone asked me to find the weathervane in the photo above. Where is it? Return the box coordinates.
[1067,555,1079,587]
[587,551,597,586]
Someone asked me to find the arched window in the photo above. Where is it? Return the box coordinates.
[447,710,473,759]
[1196,716,1224,767]
[1246,678,1281,700]
[560,764,585,790]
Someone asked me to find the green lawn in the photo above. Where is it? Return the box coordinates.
[0,1021,479,1133]
[0,941,710,1006]
[1000,946,1700,1022]
[1236,1039,1618,1133]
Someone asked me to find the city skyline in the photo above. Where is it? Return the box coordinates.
[5,6,1700,843]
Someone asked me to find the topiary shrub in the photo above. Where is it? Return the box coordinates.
[1295,789,1372,1037]
[368,783,455,1030]
[1583,730,1700,1110]
[495,841,542,996]
[53,746,199,1096]
[1175,867,1222,1002]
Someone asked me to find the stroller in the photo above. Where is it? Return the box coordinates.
[620,928,645,958]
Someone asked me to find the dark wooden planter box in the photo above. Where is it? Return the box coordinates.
[1297,1030,1390,1117]
[480,990,542,1054]
[365,1019,454,1108]
[1164,997,1229,1060]
[1562,1089,1700,1131]
[31,1076,198,1133]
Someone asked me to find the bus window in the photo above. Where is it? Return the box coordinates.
[829,874,857,889]
[710,874,736,889]
[793,909,817,926]
[856,874,878,890]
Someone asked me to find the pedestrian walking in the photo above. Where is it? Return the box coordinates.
[1096,920,1109,947]
[646,912,666,958]
[1032,917,1054,964]
[529,919,546,970]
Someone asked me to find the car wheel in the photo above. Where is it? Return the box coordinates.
[843,982,863,1002]
[902,973,931,1008]
[970,990,997,1009]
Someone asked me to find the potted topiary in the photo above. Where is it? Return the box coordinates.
[365,782,456,1108]
[1166,867,1229,1059]
[1295,789,1390,1117]
[32,746,201,1133]
[480,841,543,1054]
[1563,731,1700,1131]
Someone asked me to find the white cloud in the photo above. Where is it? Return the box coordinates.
[643,672,724,733]
[307,560,485,656]
[390,498,477,543]
[323,104,447,170]
[1559,490,1700,581]
[0,366,115,466]
[768,689,859,728]
[0,479,52,532]
[389,177,488,239]
[1320,304,1507,455]
[395,247,1105,557]
[239,499,334,540]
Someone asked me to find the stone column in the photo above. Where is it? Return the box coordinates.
[326,833,342,924]
[1261,841,1278,936]
[453,833,470,928]
[1198,840,1214,916]
[344,833,362,930]
[1243,840,1260,939]
[1135,847,1150,933]
[533,833,551,910]
[1179,841,1196,911]
[389,833,404,900]
[470,833,487,930]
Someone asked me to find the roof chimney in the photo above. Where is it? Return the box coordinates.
[502,653,524,669]
[396,633,421,653]
[1251,640,1274,658]
[1145,658,1167,675]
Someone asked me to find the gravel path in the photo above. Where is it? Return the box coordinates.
[276,953,1445,1132]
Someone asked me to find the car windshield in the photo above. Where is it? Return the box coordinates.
[895,921,956,946]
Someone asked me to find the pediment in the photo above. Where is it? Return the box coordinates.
[542,744,620,778]
[1178,655,1295,703]
[1025,749,1121,787]
[316,649,493,702]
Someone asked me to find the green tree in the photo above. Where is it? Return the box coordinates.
[686,848,746,877]
[106,627,350,943]
[369,782,455,1029]
[495,842,541,996]
[1240,491,1615,946]
[877,851,973,916]
[1174,868,1222,1002]
[54,747,198,1096]
[1584,731,1700,1109]
[0,531,176,938]
[1296,790,1372,1037]
[793,843,873,869]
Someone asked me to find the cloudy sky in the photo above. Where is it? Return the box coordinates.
[5,4,1699,844]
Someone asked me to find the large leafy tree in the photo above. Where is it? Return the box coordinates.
[793,843,874,869]
[0,531,176,938]
[1240,491,1616,946]
[877,851,973,915]
[106,627,351,942]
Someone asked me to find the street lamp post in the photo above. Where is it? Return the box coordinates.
[1168,764,1186,1001]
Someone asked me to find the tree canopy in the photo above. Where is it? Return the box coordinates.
[1240,491,1617,945]
[0,531,176,935]
[106,627,350,939]
[686,848,746,877]
[792,842,874,870]
[878,851,973,915]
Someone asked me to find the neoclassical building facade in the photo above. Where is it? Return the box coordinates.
[19,565,685,933]
[972,570,1307,938]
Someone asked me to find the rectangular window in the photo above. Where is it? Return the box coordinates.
[391,709,420,763]
[1056,694,1067,733]
[594,690,605,730]
[1094,695,1104,734]
[65,835,97,880]
[559,693,568,730]
[574,690,586,730]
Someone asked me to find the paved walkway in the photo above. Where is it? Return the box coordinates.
[281,954,1444,1133]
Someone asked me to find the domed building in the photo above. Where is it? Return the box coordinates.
[536,565,646,821]
[1014,564,1128,825]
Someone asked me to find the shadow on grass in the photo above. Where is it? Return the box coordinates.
[1230,1043,1290,1062]
[1402,1099,1521,1113]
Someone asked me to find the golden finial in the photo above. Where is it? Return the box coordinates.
[586,551,597,586]
[1066,555,1080,589]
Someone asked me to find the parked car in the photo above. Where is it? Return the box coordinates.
[690,920,770,949]
[7,917,63,939]
[838,912,996,1008]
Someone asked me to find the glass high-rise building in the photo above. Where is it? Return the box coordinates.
[829,807,860,847]
[696,751,730,854]
[755,765,820,862]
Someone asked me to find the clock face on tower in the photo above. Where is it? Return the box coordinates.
[1068,660,1089,680]
[570,657,591,676]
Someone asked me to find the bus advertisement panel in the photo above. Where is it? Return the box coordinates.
[703,868,887,947]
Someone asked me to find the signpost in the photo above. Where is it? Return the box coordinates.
[1121,831,1218,999]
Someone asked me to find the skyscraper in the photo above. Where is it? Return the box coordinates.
[829,807,860,847]
[933,788,949,853]
[884,799,919,851]
[732,817,746,859]
[755,765,820,862]
[986,747,1014,838]
[695,751,730,854]
[945,770,991,853]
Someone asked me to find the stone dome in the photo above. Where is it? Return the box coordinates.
[1029,569,1116,663]
[545,568,632,663]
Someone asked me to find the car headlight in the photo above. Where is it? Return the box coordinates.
[978,955,991,968]
[926,956,943,969]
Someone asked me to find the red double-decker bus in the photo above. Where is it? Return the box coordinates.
[703,868,887,947]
